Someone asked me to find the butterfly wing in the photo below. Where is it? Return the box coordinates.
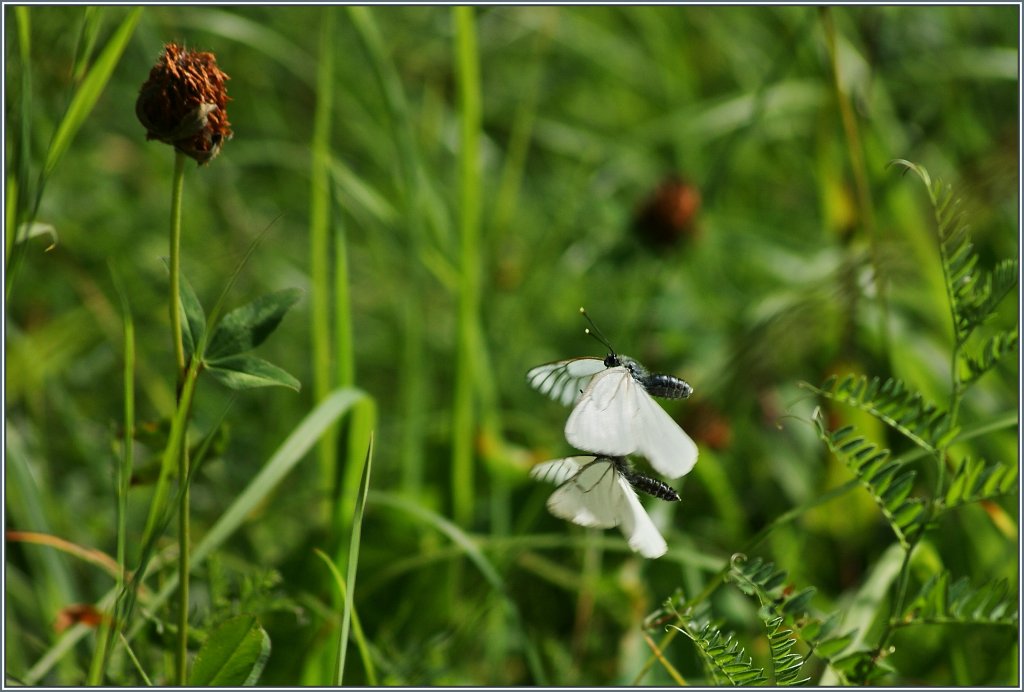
[614,474,669,558]
[544,458,621,528]
[564,367,641,456]
[529,456,586,486]
[534,456,669,558]
[527,357,608,406]
[632,388,699,479]
[566,367,698,480]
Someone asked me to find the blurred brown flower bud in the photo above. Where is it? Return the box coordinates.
[136,43,232,165]
[633,177,701,248]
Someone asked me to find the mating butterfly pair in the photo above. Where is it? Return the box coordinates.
[527,309,698,558]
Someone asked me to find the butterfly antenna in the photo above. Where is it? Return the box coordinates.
[579,306,615,354]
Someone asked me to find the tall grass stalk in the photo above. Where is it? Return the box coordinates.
[310,7,339,522]
[87,265,136,684]
[347,6,429,495]
[5,6,32,279]
[821,8,890,357]
[452,5,482,528]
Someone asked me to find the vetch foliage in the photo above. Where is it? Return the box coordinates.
[808,374,958,452]
[672,616,769,686]
[941,456,1018,512]
[900,572,1018,629]
[728,556,855,683]
[891,160,1019,392]
[812,413,928,548]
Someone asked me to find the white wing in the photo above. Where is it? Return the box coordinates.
[565,367,699,480]
[533,457,668,559]
[564,367,641,456]
[632,389,699,478]
[544,458,621,528]
[615,474,669,559]
[526,357,607,407]
[529,457,585,486]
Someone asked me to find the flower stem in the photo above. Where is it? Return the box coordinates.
[169,151,187,381]
[168,150,190,684]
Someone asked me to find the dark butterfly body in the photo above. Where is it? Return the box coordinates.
[621,468,682,502]
[612,354,693,400]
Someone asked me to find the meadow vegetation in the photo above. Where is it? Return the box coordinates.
[5,5,1018,685]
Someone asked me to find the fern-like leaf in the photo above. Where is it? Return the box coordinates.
[730,556,814,617]
[962,326,1019,384]
[958,258,1019,336]
[813,412,928,548]
[942,456,1018,511]
[678,620,769,686]
[809,375,958,452]
[729,556,856,670]
[765,616,810,686]
[892,160,1019,344]
[902,572,1018,627]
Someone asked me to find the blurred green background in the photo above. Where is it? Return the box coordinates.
[5,5,1018,686]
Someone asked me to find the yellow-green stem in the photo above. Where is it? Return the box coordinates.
[169,151,187,379]
[177,444,190,684]
[310,8,337,522]
[452,5,481,528]
[168,150,190,684]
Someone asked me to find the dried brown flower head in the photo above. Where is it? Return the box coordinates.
[632,177,702,248]
[136,42,232,165]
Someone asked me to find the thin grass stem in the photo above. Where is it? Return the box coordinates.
[821,8,890,360]
[311,7,338,522]
[452,5,482,528]
[87,264,136,684]
[347,6,429,496]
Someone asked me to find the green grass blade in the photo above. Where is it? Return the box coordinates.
[310,6,339,518]
[69,7,104,84]
[87,263,136,685]
[451,6,483,528]
[336,434,374,686]
[126,387,370,635]
[347,5,429,494]
[368,491,548,684]
[313,549,378,686]
[42,7,141,180]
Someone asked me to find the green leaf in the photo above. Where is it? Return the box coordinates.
[893,161,1018,345]
[903,572,1018,627]
[188,615,271,686]
[43,8,142,179]
[179,273,206,361]
[206,288,303,360]
[335,435,374,686]
[942,457,1018,511]
[808,374,956,453]
[14,221,58,250]
[690,622,768,686]
[206,355,301,391]
[814,632,855,659]
[962,326,1019,385]
[812,411,927,548]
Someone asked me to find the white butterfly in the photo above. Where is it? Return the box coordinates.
[526,312,699,479]
[530,456,677,559]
